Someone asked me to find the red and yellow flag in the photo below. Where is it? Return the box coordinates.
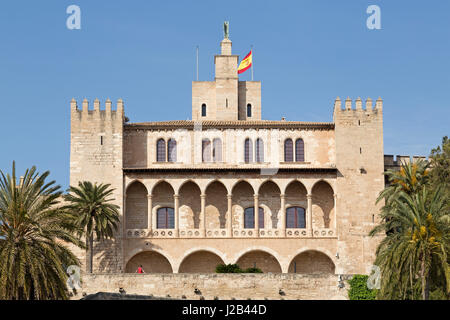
[238,50,252,74]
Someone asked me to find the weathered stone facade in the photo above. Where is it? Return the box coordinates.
[73,273,348,300]
[69,34,386,284]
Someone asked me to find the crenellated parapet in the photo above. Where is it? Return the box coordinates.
[333,96,382,117]
[70,98,124,124]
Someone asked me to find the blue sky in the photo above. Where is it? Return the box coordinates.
[0,0,449,189]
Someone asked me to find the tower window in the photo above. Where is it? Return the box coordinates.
[100,136,104,145]
[256,138,264,162]
[201,104,207,117]
[168,139,177,162]
[202,139,211,162]
[156,139,166,162]
[286,207,306,228]
[295,139,304,162]
[157,207,174,229]
[213,138,222,162]
[244,138,253,163]
[247,104,252,117]
[284,139,293,162]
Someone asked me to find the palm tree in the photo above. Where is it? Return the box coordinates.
[370,187,450,299]
[0,162,84,300]
[63,181,120,273]
[377,159,430,207]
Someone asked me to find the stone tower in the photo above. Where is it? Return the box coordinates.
[333,97,385,274]
[70,98,125,272]
[192,37,261,121]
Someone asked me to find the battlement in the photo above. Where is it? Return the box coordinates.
[384,154,428,170]
[333,97,382,113]
[70,98,124,122]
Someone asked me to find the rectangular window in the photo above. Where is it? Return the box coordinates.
[247,104,252,117]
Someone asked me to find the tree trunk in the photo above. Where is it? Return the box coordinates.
[421,257,426,300]
[89,234,94,273]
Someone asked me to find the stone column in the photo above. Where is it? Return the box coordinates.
[200,193,206,237]
[174,194,179,237]
[280,193,286,237]
[333,193,337,230]
[307,194,313,236]
[254,194,259,237]
[147,194,153,233]
[227,194,233,237]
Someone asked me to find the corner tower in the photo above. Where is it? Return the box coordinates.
[192,29,261,121]
[333,97,385,274]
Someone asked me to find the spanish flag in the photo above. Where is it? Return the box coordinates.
[238,50,252,74]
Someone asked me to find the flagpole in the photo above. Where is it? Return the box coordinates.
[251,45,254,81]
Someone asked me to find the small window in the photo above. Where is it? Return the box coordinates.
[202,139,211,162]
[100,136,104,145]
[244,138,253,163]
[157,207,174,229]
[286,207,306,228]
[256,138,264,162]
[284,139,293,162]
[168,139,177,162]
[157,139,166,162]
[201,104,207,117]
[247,104,252,117]
[295,139,304,162]
[244,207,264,229]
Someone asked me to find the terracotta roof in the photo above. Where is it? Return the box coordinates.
[125,120,334,130]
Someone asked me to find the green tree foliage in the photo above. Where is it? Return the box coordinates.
[348,275,377,300]
[63,182,120,273]
[215,263,263,273]
[0,162,84,300]
[371,143,450,300]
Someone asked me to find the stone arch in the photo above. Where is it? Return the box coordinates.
[178,250,226,273]
[284,180,308,228]
[311,180,335,229]
[152,181,175,228]
[231,180,255,229]
[126,181,148,229]
[125,179,148,193]
[288,250,336,274]
[179,180,201,229]
[258,180,281,229]
[205,181,228,229]
[235,249,282,273]
[151,179,175,195]
[125,250,173,273]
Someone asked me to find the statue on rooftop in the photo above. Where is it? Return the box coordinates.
[224,21,230,39]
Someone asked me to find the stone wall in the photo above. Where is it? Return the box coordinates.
[73,273,348,300]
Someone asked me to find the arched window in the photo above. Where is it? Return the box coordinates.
[168,139,177,162]
[244,138,253,163]
[157,139,166,162]
[284,139,293,162]
[244,207,264,229]
[213,138,222,162]
[286,207,306,228]
[202,139,211,162]
[255,138,264,162]
[247,104,252,117]
[157,207,174,229]
[295,139,304,162]
[201,104,207,117]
